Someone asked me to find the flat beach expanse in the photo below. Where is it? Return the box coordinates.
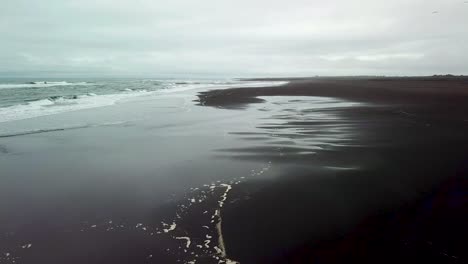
[1,77,467,263]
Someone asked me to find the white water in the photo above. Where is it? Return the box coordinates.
[0,80,287,124]
[0,90,152,123]
[0,81,91,89]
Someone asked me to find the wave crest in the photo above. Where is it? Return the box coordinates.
[0,81,92,89]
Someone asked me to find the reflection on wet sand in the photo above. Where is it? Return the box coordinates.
[217,96,364,168]
[197,78,468,263]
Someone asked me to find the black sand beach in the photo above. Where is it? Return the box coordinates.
[198,77,468,263]
[0,77,467,264]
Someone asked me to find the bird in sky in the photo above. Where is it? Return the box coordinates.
[432,11,439,14]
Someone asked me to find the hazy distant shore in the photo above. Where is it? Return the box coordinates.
[201,76,468,106]
[197,77,468,263]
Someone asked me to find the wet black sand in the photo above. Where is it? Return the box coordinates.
[197,77,468,263]
[1,77,467,264]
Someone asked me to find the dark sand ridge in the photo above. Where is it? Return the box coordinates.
[197,77,468,263]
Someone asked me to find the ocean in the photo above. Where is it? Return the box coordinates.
[0,78,285,123]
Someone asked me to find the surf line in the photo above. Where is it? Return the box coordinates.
[213,183,239,263]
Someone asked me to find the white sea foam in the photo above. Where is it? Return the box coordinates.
[159,80,288,94]
[175,236,191,248]
[162,222,177,233]
[0,80,287,123]
[0,90,152,123]
[0,81,92,89]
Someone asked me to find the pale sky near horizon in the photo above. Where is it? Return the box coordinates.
[1,0,467,77]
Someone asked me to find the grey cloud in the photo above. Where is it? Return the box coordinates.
[1,0,467,77]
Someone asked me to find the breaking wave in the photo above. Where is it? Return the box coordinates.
[0,81,92,89]
[0,90,151,123]
[0,79,288,123]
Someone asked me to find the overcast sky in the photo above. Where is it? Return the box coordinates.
[1,0,467,77]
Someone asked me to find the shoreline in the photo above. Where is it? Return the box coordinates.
[0,76,466,263]
[197,77,468,263]
[199,76,468,107]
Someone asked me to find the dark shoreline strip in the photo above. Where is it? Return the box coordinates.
[0,126,89,138]
[198,77,468,109]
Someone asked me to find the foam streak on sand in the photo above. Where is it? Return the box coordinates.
[161,180,243,263]
[162,222,177,233]
[218,184,232,208]
[175,237,191,248]
[215,210,227,257]
[0,166,272,263]
[213,183,239,264]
